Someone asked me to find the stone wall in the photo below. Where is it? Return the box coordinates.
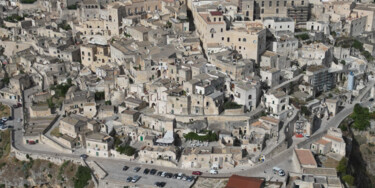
[223,108,245,115]
[40,134,72,153]
[12,147,81,166]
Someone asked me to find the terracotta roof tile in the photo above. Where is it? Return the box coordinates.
[295,149,317,167]
[226,175,264,188]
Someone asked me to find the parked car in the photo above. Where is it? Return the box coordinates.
[122,166,129,171]
[192,171,202,175]
[1,117,7,122]
[210,169,218,174]
[156,171,163,176]
[165,173,173,178]
[173,173,178,179]
[143,168,150,174]
[161,172,166,177]
[133,167,141,172]
[177,173,184,180]
[273,167,285,176]
[80,154,88,160]
[12,103,21,108]
[187,176,195,182]
[154,182,166,187]
[150,169,157,175]
[8,116,13,120]
[370,98,374,102]
[132,175,141,183]
[182,175,188,181]
[126,176,133,182]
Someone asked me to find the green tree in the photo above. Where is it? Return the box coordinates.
[342,175,355,186]
[336,157,347,174]
[94,92,105,101]
[351,104,371,130]
[116,145,136,156]
[352,40,364,51]
[301,106,312,117]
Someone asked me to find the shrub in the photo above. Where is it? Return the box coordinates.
[295,33,309,40]
[74,166,92,188]
[361,51,373,62]
[51,81,73,97]
[58,23,72,31]
[223,101,242,110]
[342,175,355,186]
[301,106,312,117]
[67,4,77,9]
[94,92,105,101]
[184,131,218,142]
[336,157,347,174]
[116,145,136,156]
[20,0,37,4]
[352,40,364,51]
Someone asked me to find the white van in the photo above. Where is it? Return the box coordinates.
[210,169,218,174]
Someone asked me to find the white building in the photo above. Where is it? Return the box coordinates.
[260,67,281,87]
[311,128,346,157]
[232,80,261,111]
[86,132,114,158]
[264,90,290,119]
[263,17,295,34]
[271,34,299,58]
[306,21,330,35]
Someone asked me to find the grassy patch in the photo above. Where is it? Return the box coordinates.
[184,131,218,142]
[0,130,10,159]
[0,103,10,118]
[51,127,62,137]
[57,160,70,181]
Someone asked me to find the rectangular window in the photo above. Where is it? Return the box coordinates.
[284,1,287,6]
[276,1,279,6]
[291,1,294,6]
[261,9,264,14]
[301,1,304,5]
[261,1,264,7]
[269,1,272,7]
[276,9,279,13]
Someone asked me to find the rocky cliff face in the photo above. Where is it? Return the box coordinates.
[0,153,94,188]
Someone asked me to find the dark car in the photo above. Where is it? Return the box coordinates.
[8,116,13,120]
[133,167,141,172]
[192,171,202,175]
[156,171,163,176]
[187,176,195,182]
[80,154,88,160]
[150,169,157,175]
[143,168,150,174]
[154,182,166,187]
[370,98,374,102]
[165,173,173,178]
[122,166,129,171]
[126,176,133,182]
[173,173,178,179]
